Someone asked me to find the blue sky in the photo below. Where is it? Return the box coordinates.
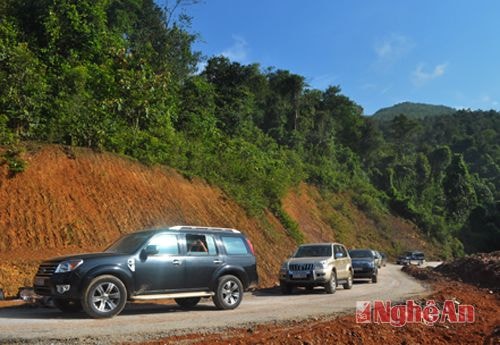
[181,0,500,114]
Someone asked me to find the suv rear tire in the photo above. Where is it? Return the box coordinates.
[213,275,243,310]
[175,297,201,309]
[343,271,353,290]
[82,275,127,318]
[324,271,337,294]
[53,298,82,313]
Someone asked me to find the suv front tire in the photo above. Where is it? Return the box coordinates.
[82,275,127,319]
[324,271,337,294]
[343,270,353,290]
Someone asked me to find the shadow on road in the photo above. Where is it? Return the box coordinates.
[0,280,380,320]
[0,301,217,320]
[252,281,370,297]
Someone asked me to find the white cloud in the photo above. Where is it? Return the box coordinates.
[361,83,392,95]
[411,63,447,86]
[310,74,337,90]
[374,34,414,62]
[479,95,499,107]
[221,35,249,62]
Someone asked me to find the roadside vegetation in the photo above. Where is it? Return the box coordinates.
[0,0,498,256]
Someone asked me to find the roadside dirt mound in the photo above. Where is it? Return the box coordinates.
[133,279,500,345]
[402,265,443,282]
[0,144,439,296]
[0,145,296,295]
[434,251,500,292]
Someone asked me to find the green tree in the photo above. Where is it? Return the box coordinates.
[0,19,47,138]
[415,152,431,196]
[427,145,452,180]
[321,86,364,151]
[388,114,421,158]
[443,154,477,224]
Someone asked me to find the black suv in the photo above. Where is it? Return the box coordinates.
[348,249,378,283]
[33,226,258,318]
[396,251,425,266]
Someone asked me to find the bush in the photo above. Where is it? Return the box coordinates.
[1,146,27,176]
[271,203,304,244]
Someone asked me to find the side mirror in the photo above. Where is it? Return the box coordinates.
[143,245,159,256]
[335,253,343,259]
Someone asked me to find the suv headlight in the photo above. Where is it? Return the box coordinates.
[315,260,328,269]
[55,260,83,273]
[280,263,288,273]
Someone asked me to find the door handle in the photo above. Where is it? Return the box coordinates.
[213,259,223,264]
[172,259,182,266]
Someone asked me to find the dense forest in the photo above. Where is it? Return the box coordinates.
[0,0,498,256]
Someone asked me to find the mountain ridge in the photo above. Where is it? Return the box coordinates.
[372,101,456,120]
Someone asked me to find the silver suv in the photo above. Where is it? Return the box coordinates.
[279,243,353,294]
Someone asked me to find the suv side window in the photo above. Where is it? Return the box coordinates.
[334,244,345,258]
[147,233,179,255]
[339,245,348,257]
[221,236,249,255]
[186,234,217,256]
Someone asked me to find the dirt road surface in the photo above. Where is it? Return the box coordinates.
[0,264,433,344]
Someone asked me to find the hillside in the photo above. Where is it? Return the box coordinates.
[1,1,492,274]
[0,145,439,296]
[372,102,456,120]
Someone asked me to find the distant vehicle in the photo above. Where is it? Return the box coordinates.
[396,251,425,266]
[372,250,383,268]
[34,226,258,318]
[279,243,353,294]
[349,249,378,283]
[379,252,387,267]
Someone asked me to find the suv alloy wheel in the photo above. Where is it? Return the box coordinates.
[324,271,337,294]
[82,275,127,318]
[213,275,243,310]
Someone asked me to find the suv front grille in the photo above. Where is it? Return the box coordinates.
[289,263,314,271]
[36,262,58,277]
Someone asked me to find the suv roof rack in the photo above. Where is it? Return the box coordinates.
[169,225,241,234]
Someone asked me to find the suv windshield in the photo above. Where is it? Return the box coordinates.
[349,250,374,258]
[294,245,332,258]
[105,233,151,254]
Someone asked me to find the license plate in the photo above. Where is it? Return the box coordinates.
[292,272,308,279]
[354,268,362,271]
[35,277,47,286]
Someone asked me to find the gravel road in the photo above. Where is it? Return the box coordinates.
[0,263,434,344]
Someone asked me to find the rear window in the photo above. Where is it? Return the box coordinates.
[349,250,374,258]
[221,236,249,255]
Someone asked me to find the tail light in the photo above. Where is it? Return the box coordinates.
[246,238,255,255]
